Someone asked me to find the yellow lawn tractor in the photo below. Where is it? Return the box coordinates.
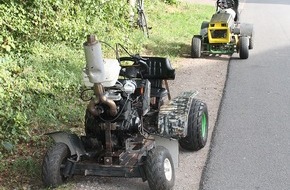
[191,0,253,59]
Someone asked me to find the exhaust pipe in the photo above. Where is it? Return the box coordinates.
[87,83,118,116]
[84,35,117,117]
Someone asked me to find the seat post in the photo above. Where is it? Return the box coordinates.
[164,80,171,100]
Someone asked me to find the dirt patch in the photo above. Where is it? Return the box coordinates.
[169,55,228,190]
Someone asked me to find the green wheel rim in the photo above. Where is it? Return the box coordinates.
[201,113,207,138]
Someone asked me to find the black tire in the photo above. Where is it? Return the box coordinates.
[145,146,175,190]
[239,36,249,59]
[191,37,201,58]
[249,31,254,50]
[179,99,208,151]
[42,143,70,188]
[200,21,209,36]
[138,10,149,38]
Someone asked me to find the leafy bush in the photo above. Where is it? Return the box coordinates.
[0,0,144,155]
[0,44,85,154]
[0,0,133,55]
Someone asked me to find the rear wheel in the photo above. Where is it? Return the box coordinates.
[200,21,209,36]
[249,31,254,50]
[145,146,175,190]
[179,99,208,151]
[191,37,202,58]
[42,143,70,188]
[239,36,249,59]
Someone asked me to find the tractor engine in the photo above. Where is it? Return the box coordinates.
[82,35,148,151]
[84,79,144,150]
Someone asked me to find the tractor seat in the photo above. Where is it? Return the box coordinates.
[141,57,175,98]
[119,56,175,99]
[141,57,175,80]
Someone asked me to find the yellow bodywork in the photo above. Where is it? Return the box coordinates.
[207,11,236,44]
[208,22,231,44]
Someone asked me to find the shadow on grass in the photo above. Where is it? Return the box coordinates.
[144,39,234,61]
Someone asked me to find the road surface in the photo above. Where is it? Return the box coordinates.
[201,0,290,189]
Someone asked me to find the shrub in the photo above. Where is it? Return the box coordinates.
[0,0,132,55]
[0,0,140,154]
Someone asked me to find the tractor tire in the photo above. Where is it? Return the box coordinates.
[191,37,201,58]
[249,31,254,50]
[179,99,208,151]
[145,146,175,190]
[200,21,209,36]
[42,143,70,188]
[239,36,249,59]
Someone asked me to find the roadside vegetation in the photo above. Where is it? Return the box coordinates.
[0,0,213,189]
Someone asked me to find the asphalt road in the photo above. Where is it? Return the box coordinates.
[200,0,290,190]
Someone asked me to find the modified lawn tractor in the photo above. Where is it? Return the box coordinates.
[41,34,209,190]
[191,0,254,59]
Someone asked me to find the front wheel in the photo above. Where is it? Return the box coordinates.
[239,36,249,59]
[42,143,71,188]
[249,31,254,50]
[191,37,202,58]
[145,146,175,190]
[179,99,208,151]
[200,21,209,36]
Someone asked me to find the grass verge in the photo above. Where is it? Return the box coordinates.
[145,1,214,58]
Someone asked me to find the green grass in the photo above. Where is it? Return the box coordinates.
[144,2,214,58]
[0,1,214,189]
